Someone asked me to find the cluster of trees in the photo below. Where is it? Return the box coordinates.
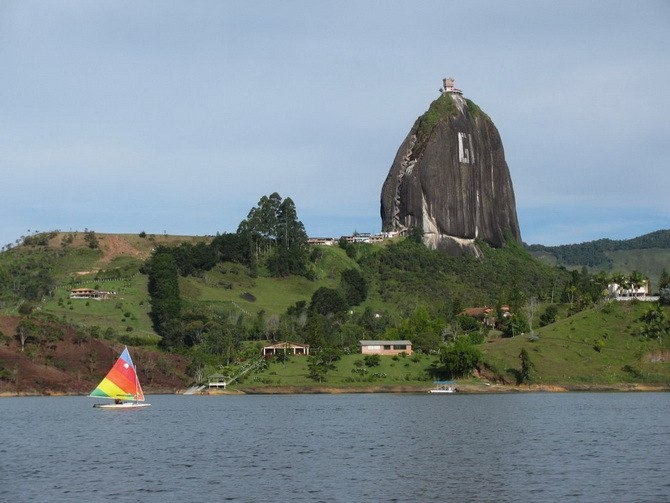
[15,317,65,353]
[0,249,56,304]
[145,193,310,284]
[237,192,309,277]
[145,193,343,355]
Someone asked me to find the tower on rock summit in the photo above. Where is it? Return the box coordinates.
[380,77,521,256]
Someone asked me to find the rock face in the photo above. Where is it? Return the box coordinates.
[380,79,521,256]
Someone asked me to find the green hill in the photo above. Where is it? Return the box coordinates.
[0,230,668,393]
[483,300,669,386]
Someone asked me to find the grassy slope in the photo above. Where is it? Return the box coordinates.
[2,232,209,340]
[244,352,437,389]
[47,271,156,340]
[3,236,360,338]
[2,233,669,389]
[483,301,670,385]
[180,247,357,317]
[237,301,669,390]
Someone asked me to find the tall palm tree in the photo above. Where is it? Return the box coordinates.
[629,270,647,298]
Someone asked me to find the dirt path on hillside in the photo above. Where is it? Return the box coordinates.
[98,235,149,264]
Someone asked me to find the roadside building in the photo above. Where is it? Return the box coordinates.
[69,288,115,300]
[359,340,413,356]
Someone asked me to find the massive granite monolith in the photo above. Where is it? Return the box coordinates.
[380,78,521,256]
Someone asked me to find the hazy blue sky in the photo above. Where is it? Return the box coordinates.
[2,1,668,248]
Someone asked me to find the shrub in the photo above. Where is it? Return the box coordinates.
[438,337,482,378]
[363,354,381,367]
[539,304,559,326]
[18,302,35,315]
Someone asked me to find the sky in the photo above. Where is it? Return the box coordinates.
[1,1,669,249]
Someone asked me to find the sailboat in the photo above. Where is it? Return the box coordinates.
[89,346,150,409]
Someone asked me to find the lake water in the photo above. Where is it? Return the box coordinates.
[1,392,668,502]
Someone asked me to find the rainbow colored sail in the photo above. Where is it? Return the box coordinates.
[89,347,145,401]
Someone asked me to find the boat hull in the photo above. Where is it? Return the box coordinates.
[93,402,151,409]
[429,389,455,394]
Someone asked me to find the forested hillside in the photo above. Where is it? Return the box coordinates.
[1,197,669,393]
[526,229,670,288]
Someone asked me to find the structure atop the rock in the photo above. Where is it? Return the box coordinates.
[380,78,521,256]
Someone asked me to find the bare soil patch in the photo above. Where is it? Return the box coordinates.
[0,316,189,396]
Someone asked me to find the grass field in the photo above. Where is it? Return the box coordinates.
[42,272,157,340]
[31,239,361,341]
[230,300,669,389]
[180,263,336,317]
[483,300,670,385]
[241,352,438,388]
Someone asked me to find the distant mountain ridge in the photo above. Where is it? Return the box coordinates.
[526,230,670,265]
[526,229,670,288]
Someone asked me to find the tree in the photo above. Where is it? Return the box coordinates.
[277,197,307,248]
[147,247,182,338]
[438,337,482,378]
[307,357,327,382]
[407,226,424,244]
[629,270,647,296]
[211,232,252,265]
[306,347,341,382]
[204,323,238,364]
[639,303,668,342]
[237,193,282,258]
[238,193,309,277]
[266,243,307,277]
[506,283,526,315]
[340,268,368,306]
[518,347,535,384]
[501,313,529,338]
[16,319,39,351]
[385,306,443,353]
[456,315,480,334]
[84,229,99,249]
[539,304,558,326]
[524,296,539,337]
[304,312,327,349]
[310,287,348,317]
[363,354,381,367]
[338,237,356,259]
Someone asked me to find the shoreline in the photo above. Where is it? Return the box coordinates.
[229,382,670,394]
[1,382,668,398]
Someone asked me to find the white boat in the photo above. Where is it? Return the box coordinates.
[94,401,151,410]
[429,381,456,393]
[89,347,151,409]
